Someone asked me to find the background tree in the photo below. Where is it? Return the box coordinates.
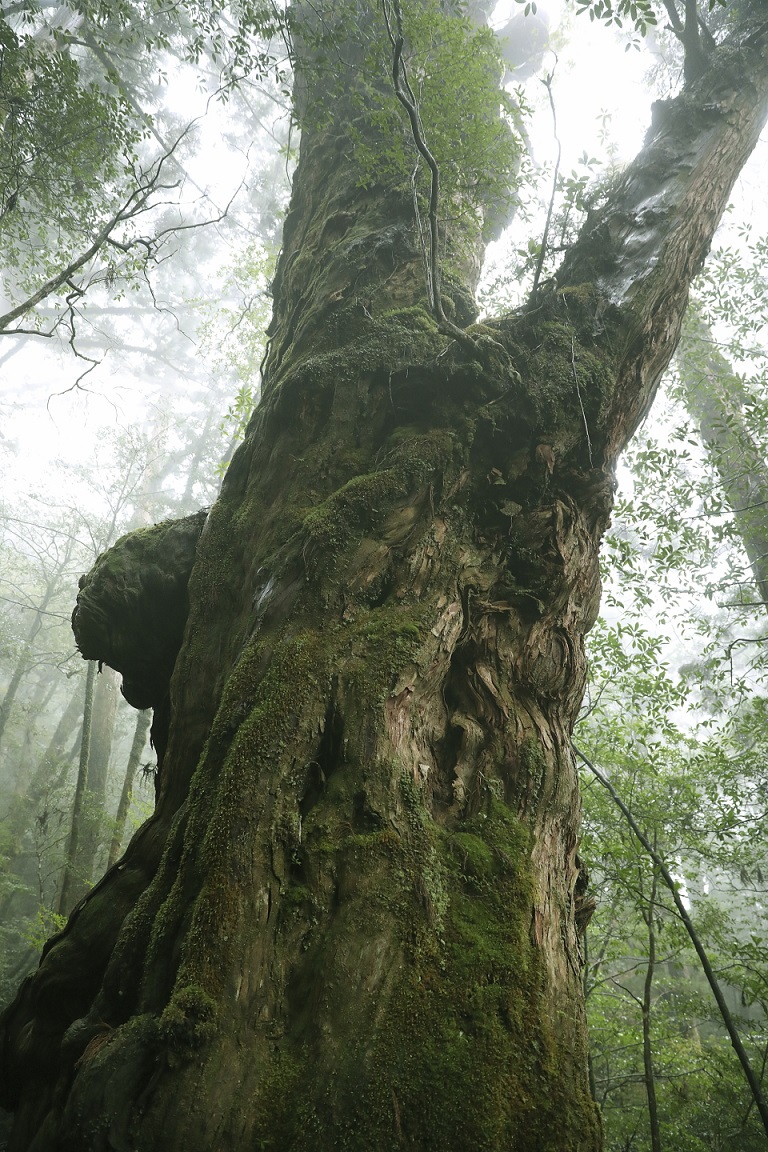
[0,0,281,338]
[573,195,768,1149]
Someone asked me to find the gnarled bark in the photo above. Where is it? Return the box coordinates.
[1,6,767,1150]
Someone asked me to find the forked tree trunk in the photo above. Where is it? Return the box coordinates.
[678,312,768,605]
[2,6,768,1150]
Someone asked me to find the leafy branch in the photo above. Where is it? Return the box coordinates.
[0,124,242,341]
[575,741,768,1138]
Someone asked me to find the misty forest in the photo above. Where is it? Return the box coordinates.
[1,0,768,1148]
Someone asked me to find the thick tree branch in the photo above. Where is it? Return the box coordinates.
[553,18,768,461]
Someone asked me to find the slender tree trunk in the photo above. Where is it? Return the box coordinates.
[68,666,120,899]
[57,661,96,916]
[1,7,768,1151]
[0,595,53,748]
[23,684,84,804]
[108,709,151,867]
[677,312,768,604]
[642,859,662,1152]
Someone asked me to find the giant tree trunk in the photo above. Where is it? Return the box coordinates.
[2,7,768,1150]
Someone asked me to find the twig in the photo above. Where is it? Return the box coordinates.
[529,60,560,306]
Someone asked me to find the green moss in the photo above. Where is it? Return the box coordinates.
[303,470,408,552]
[340,806,583,1149]
[520,736,546,775]
[343,829,399,852]
[158,984,217,1051]
[302,430,456,558]
[164,629,331,996]
[449,831,496,879]
[250,1050,307,1151]
[378,304,440,333]
[344,607,425,707]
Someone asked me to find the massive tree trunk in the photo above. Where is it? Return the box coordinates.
[2,5,767,1150]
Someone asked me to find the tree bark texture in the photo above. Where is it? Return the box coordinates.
[678,313,768,605]
[1,7,768,1150]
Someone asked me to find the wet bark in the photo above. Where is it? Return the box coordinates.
[677,313,768,605]
[1,6,768,1151]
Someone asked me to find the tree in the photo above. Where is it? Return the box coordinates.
[576,727,768,1150]
[2,1,768,1148]
[573,286,768,1147]
[0,513,81,749]
[0,0,282,361]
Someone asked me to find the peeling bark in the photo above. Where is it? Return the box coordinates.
[1,7,767,1151]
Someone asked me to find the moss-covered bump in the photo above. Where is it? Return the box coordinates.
[72,510,208,710]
